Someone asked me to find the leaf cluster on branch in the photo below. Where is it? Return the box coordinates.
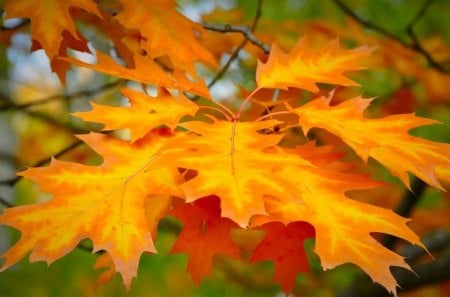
[0,0,449,296]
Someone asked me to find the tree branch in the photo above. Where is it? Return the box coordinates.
[332,0,448,73]
[399,229,450,260]
[0,195,13,208]
[203,23,270,54]
[0,139,85,187]
[0,80,123,111]
[381,178,427,249]
[205,0,265,90]
[404,0,447,72]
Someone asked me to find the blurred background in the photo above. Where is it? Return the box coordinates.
[0,0,449,296]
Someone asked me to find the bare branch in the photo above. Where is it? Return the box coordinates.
[332,0,449,73]
[0,195,13,208]
[399,229,450,260]
[0,80,124,111]
[404,0,447,72]
[0,139,85,187]
[381,178,427,249]
[203,23,270,54]
[206,0,265,90]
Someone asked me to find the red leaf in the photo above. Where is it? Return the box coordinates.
[251,221,315,294]
[169,196,241,284]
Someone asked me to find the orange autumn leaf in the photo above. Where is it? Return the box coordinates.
[74,88,199,142]
[61,50,211,98]
[258,164,424,295]
[256,37,373,92]
[116,0,216,76]
[293,95,450,189]
[250,221,315,294]
[4,0,100,60]
[171,119,304,226]
[0,133,182,287]
[169,196,241,284]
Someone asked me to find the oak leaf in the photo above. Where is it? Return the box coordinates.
[169,196,241,284]
[74,88,199,142]
[171,120,305,225]
[62,51,211,98]
[256,37,373,92]
[259,164,424,295]
[0,133,182,287]
[4,0,100,60]
[116,0,216,76]
[250,221,315,294]
[93,195,173,287]
[293,95,450,188]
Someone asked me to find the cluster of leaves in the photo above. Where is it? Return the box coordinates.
[1,0,449,296]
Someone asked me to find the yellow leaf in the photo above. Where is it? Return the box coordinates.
[61,51,211,98]
[256,37,373,92]
[257,164,424,295]
[93,195,173,287]
[168,120,306,225]
[4,0,100,59]
[74,88,199,142]
[116,0,216,75]
[293,95,450,189]
[0,133,182,287]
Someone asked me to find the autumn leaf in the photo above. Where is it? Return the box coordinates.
[259,163,424,295]
[73,9,141,68]
[4,0,100,60]
[0,133,182,287]
[93,195,173,287]
[256,37,373,92]
[74,88,199,142]
[170,119,305,225]
[250,221,315,294]
[169,196,241,284]
[61,51,211,98]
[115,0,216,76]
[293,95,450,188]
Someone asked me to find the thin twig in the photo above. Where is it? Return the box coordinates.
[203,23,270,54]
[19,109,86,134]
[332,0,448,73]
[0,140,85,187]
[0,195,13,208]
[0,80,123,111]
[206,0,265,90]
[405,0,446,72]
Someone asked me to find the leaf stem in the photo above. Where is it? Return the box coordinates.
[236,88,260,119]
[255,110,293,122]
[198,105,233,121]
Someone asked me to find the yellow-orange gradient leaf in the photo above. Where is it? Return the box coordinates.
[293,95,450,188]
[0,133,182,287]
[256,37,373,92]
[61,51,211,98]
[168,120,305,226]
[4,0,100,59]
[93,195,173,287]
[74,88,199,142]
[257,162,424,295]
[116,0,216,76]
